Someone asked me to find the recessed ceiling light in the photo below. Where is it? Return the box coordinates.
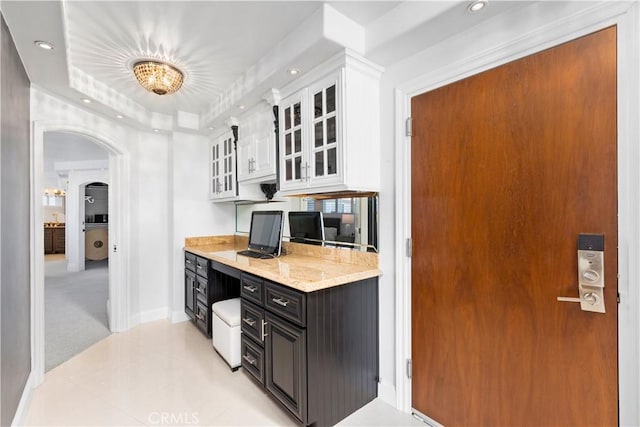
[288,68,300,76]
[115,114,124,119]
[468,0,488,12]
[208,126,214,130]
[34,40,54,50]
[238,105,245,110]
[81,98,91,104]
[153,128,160,133]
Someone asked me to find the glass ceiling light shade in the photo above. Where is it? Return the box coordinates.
[132,60,184,95]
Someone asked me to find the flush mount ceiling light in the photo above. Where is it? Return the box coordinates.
[132,60,184,95]
[468,0,488,12]
[34,40,54,50]
[287,68,300,76]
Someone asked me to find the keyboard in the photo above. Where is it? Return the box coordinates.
[237,250,275,259]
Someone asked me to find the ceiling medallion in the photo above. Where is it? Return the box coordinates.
[132,60,184,95]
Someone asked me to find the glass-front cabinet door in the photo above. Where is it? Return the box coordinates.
[278,72,344,195]
[210,134,236,199]
[279,90,307,191]
[309,74,341,186]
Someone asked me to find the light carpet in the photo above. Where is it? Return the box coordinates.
[45,256,111,372]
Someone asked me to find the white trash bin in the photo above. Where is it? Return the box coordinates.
[211,298,241,371]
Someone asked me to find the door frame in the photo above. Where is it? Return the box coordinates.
[394,2,639,425]
[30,122,131,386]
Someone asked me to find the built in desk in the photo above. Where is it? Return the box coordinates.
[184,235,381,426]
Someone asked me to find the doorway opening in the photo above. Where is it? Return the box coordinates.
[42,134,112,371]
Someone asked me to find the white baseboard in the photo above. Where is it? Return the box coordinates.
[129,307,169,327]
[377,380,397,409]
[171,310,190,323]
[11,371,34,426]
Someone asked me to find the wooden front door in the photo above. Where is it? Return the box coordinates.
[411,27,617,426]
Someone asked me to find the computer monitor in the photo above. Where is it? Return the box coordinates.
[288,211,325,245]
[248,211,284,256]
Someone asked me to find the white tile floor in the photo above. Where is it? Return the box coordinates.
[24,319,424,426]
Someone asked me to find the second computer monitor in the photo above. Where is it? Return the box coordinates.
[288,211,325,245]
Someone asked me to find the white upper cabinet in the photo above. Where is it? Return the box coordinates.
[277,51,383,196]
[209,118,270,203]
[237,102,277,183]
[209,131,237,200]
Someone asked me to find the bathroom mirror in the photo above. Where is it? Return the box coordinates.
[235,194,378,252]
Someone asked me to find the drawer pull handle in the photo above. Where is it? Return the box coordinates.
[196,313,205,321]
[242,317,256,327]
[186,260,192,264]
[243,285,257,293]
[197,265,204,269]
[272,297,289,307]
[196,287,205,295]
[261,320,268,341]
[242,354,256,366]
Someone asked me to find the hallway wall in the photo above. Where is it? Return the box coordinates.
[0,13,31,427]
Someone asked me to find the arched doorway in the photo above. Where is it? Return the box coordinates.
[31,123,131,385]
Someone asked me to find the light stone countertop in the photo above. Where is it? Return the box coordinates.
[184,235,381,293]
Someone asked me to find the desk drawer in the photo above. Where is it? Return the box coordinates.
[264,282,306,327]
[241,335,264,385]
[195,300,209,336]
[185,252,196,272]
[241,274,263,306]
[196,275,208,302]
[241,300,264,345]
[195,256,208,278]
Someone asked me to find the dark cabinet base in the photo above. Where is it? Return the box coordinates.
[304,277,379,426]
[184,253,240,338]
[185,253,379,426]
[241,273,379,427]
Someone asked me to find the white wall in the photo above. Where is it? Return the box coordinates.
[43,205,65,223]
[169,132,235,322]
[128,132,172,324]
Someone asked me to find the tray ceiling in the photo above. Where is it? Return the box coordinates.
[2,1,525,132]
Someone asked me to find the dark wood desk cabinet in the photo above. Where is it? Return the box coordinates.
[184,252,240,337]
[183,252,379,426]
[240,272,379,427]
